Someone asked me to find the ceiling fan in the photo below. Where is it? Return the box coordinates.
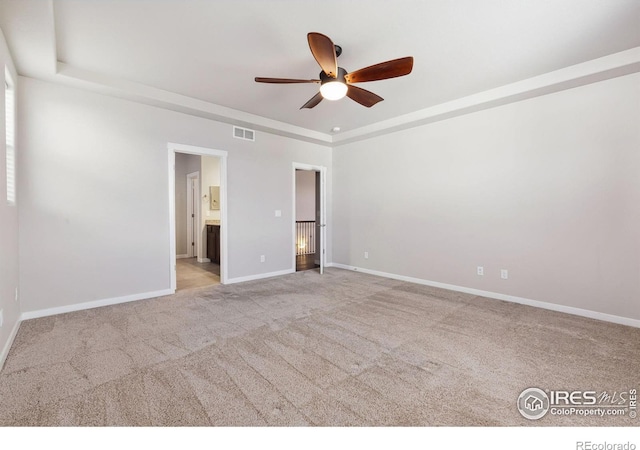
[255,32,414,109]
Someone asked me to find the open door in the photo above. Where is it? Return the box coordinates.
[315,170,325,274]
[293,163,326,274]
[186,171,199,258]
[169,143,229,291]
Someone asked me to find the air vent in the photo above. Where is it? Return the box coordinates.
[233,126,255,142]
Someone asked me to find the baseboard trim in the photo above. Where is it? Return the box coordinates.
[197,258,211,263]
[0,317,21,371]
[330,263,640,329]
[20,288,175,321]
[226,268,295,285]
[176,254,190,259]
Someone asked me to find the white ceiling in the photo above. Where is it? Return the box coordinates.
[1,0,640,144]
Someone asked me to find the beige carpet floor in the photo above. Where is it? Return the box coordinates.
[0,268,638,426]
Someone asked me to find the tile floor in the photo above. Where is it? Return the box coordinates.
[176,258,220,291]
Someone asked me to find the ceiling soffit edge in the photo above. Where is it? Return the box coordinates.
[46,47,640,147]
[332,47,640,146]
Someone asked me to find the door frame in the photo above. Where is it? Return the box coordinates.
[292,162,327,274]
[186,171,199,258]
[168,143,229,289]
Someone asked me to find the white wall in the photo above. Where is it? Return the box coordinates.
[174,152,200,256]
[0,28,19,368]
[333,73,640,322]
[18,77,332,314]
[201,156,221,220]
[295,170,315,221]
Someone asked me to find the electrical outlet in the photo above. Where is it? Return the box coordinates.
[260,255,265,263]
[364,251,369,259]
[274,210,281,217]
[477,266,484,276]
[501,269,509,279]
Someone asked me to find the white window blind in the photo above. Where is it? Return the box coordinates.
[5,67,15,205]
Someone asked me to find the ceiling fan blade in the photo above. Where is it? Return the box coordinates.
[345,56,414,83]
[346,85,384,108]
[307,32,338,78]
[255,77,320,84]
[300,92,324,109]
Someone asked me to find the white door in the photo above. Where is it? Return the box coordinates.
[186,172,199,258]
[315,170,325,274]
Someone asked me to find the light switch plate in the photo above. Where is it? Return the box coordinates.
[275,210,282,217]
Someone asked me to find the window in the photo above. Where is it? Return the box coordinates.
[5,67,15,205]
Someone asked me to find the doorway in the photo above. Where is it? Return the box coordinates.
[175,156,220,291]
[293,163,326,274]
[168,143,228,292]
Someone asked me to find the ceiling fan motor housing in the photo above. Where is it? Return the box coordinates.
[320,67,347,84]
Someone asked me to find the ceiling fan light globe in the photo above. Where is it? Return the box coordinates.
[320,81,348,100]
